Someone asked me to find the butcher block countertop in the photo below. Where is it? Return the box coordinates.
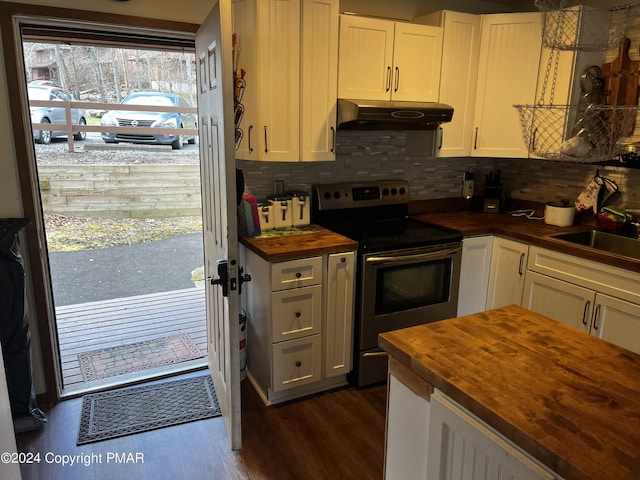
[239,225,357,262]
[379,305,640,480]
[411,209,640,273]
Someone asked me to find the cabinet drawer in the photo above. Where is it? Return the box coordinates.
[527,246,640,305]
[272,285,322,342]
[271,256,323,291]
[272,335,322,392]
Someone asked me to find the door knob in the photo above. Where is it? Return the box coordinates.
[208,259,229,297]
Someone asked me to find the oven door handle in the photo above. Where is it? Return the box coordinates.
[365,247,460,266]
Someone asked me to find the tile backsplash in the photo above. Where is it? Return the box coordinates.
[237,130,640,212]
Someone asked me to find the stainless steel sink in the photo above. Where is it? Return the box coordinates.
[546,230,640,260]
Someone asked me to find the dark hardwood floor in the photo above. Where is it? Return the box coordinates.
[16,373,388,480]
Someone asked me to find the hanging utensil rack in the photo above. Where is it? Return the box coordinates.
[535,0,640,51]
[515,1,640,163]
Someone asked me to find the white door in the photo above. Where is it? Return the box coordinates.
[196,0,242,450]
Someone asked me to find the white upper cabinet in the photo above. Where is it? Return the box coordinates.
[232,0,338,162]
[472,13,542,158]
[416,10,481,157]
[301,0,339,162]
[337,15,442,102]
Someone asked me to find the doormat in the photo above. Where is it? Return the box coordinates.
[78,333,204,382]
[77,374,220,445]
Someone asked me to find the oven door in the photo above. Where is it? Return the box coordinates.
[359,243,462,350]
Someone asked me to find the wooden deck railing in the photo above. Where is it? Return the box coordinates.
[29,99,199,152]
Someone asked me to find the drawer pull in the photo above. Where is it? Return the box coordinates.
[582,301,590,325]
[295,361,302,367]
[295,312,301,318]
[593,304,602,330]
[518,253,525,276]
[295,272,302,278]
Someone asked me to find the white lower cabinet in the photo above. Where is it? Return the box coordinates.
[524,246,640,354]
[427,391,556,480]
[457,235,493,316]
[486,237,529,310]
[241,246,355,405]
[523,270,640,354]
[384,369,557,480]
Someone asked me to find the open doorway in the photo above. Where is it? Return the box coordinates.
[21,35,207,396]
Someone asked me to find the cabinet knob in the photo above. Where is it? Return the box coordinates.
[295,311,301,318]
[295,361,302,367]
[295,272,302,278]
[340,257,346,263]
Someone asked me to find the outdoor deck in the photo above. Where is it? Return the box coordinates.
[56,287,207,396]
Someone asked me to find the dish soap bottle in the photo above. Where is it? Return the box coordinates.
[462,171,474,199]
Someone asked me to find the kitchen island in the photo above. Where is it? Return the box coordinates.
[379,305,640,480]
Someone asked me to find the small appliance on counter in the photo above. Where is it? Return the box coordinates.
[258,203,274,231]
[267,194,293,229]
[544,201,575,227]
[483,170,503,213]
[286,190,310,227]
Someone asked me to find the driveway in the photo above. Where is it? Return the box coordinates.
[48,233,204,306]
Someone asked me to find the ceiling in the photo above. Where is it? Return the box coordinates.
[0,0,635,26]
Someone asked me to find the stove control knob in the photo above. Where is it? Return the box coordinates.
[333,191,341,199]
[382,188,389,196]
[324,191,331,200]
[399,187,406,195]
[391,188,397,195]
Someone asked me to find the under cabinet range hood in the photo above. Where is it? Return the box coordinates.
[337,99,454,130]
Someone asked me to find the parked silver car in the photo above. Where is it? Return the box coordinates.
[100,92,197,150]
[28,84,87,144]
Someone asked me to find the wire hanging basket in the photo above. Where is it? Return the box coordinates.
[535,0,637,50]
[515,104,638,162]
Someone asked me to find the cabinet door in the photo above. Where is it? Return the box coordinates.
[300,0,338,161]
[472,13,541,158]
[457,235,493,316]
[434,11,481,157]
[325,252,355,377]
[486,237,529,310]
[232,0,260,160]
[337,15,395,101]
[522,270,594,332]
[391,23,442,102]
[592,293,640,355]
[257,0,300,161]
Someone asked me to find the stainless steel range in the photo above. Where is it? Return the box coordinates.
[312,180,463,386]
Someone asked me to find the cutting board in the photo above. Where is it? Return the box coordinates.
[602,37,640,106]
[601,37,640,134]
